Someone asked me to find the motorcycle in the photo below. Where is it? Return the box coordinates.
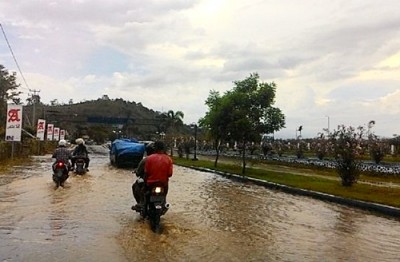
[74,157,87,175]
[52,160,69,188]
[135,181,170,233]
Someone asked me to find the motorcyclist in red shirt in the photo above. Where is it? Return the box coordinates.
[144,140,173,193]
[132,140,173,211]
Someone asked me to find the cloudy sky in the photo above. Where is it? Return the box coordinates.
[1,0,399,139]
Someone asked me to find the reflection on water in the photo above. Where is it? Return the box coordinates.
[0,147,400,261]
[49,189,69,238]
[120,166,400,261]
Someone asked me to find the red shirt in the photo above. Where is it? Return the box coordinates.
[144,153,173,185]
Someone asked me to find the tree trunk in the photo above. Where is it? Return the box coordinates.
[241,144,246,175]
[214,140,220,168]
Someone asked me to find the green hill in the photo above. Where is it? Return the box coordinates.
[23,97,171,143]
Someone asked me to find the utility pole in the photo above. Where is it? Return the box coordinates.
[29,89,40,127]
[325,115,330,134]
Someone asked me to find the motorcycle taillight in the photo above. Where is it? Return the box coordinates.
[57,162,65,167]
[153,186,163,194]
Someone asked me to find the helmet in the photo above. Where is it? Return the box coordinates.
[58,139,67,146]
[75,138,85,145]
[153,140,166,152]
[145,143,155,156]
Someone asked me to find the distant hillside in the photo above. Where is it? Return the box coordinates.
[23,97,171,142]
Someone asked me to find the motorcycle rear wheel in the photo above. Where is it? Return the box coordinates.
[149,207,162,233]
[151,215,161,233]
[53,178,61,188]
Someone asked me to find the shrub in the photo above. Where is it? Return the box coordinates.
[329,125,363,186]
[296,140,306,159]
[314,133,329,160]
[368,134,386,164]
[273,141,285,157]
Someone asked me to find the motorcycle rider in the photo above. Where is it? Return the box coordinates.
[131,143,155,211]
[71,138,90,171]
[132,141,173,211]
[52,139,72,172]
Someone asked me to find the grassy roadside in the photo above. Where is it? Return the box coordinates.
[0,157,34,173]
[172,156,400,208]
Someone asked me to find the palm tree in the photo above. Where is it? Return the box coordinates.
[167,110,185,128]
[163,110,184,132]
[161,110,184,156]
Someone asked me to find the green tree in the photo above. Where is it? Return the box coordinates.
[199,90,230,167]
[201,73,285,174]
[261,107,286,134]
[0,64,21,127]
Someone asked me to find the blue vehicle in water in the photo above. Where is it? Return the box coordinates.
[109,138,145,168]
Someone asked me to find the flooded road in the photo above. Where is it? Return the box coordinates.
[1,145,400,261]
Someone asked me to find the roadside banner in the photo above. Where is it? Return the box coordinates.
[5,104,23,142]
[47,124,54,141]
[36,119,46,141]
[53,127,60,141]
[60,129,65,140]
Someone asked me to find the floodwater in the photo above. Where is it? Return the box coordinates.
[1,145,400,262]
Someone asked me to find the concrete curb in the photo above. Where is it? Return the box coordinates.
[183,165,400,218]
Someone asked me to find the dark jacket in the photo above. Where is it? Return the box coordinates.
[72,144,89,158]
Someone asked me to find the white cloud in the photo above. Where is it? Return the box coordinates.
[1,0,400,139]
